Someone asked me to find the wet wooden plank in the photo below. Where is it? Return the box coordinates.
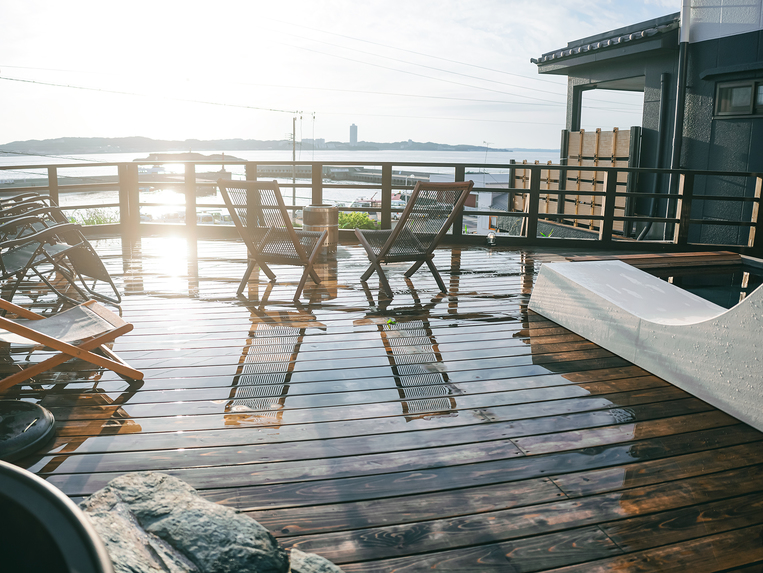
[275,465,763,563]
[37,386,691,461]
[192,425,762,512]
[604,489,763,552]
[29,395,711,476]
[566,251,741,268]
[246,478,566,537]
[337,525,621,571]
[546,523,763,573]
[552,440,763,497]
[44,373,670,424]
[513,411,738,455]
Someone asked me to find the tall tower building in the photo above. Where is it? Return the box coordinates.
[350,124,358,146]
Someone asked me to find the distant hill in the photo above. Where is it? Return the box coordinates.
[0,136,550,156]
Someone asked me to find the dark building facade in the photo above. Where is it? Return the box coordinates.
[533,2,763,245]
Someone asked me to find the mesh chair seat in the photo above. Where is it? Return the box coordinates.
[255,228,326,261]
[359,228,432,257]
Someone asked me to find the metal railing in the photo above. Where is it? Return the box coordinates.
[0,160,760,256]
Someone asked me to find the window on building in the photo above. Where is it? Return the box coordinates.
[715,80,763,116]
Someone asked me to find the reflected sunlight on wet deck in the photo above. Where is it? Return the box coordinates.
[6,237,763,572]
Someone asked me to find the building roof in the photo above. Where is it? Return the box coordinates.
[531,13,680,66]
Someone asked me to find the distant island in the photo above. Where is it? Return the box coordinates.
[0,136,554,156]
[135,152,246,163]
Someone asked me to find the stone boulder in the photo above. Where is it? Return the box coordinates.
[80,472,288,573]
[289,548,345,573]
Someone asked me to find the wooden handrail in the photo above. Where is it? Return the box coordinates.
[1,159,760,255]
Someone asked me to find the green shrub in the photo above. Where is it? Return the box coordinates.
[339,211,379,230]
[69,208,119,226]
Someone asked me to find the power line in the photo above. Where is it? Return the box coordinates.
[260,16,566,87]
[0,74,640,131]
[275,29,572,99]
[1,65,640,113]
[262,16,645,109]
[0,76,302,115]
[318,110,562,125]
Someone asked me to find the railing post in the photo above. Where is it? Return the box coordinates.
[312,163,323,205]
[245,162,258,181]
[118,164,140,239]
[557,131,568,218]
[453,165,466,238]
[625,126,642,237]
[525,165,540,239]
[185,163,197,239]
[673,172,694,245]
[381,163,392,229]
[598,169,618,245]
[748,175,763,257]
[47,167,59,205]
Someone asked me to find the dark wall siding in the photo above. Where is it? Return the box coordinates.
[682,29,763,244]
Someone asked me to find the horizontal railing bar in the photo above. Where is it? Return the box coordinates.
[2,160,761,179]
[690,219,756,227]
[58,203,120,210]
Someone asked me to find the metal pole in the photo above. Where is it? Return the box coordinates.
[292,115,296,223]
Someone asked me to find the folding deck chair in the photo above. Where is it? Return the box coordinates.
[355,180,474,297]
[218,179,327,301]
[0,198,121,304]
[0,297,142,393]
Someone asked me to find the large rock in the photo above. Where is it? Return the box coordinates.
[80,472,288,573]
[289,548,345,573]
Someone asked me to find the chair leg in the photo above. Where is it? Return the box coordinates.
[237,261,255,295]
[237,260,277,295]
[355,230,393,295]
[404,259,426,277]
[294,268,311,301]
[425,258,448,293]
[375,264,394,298]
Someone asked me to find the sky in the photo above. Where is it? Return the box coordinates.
[0,0,679,149]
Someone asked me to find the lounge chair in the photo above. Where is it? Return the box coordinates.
[528,259,763,432]
[355,180,474,297]
[0,203,121,305]
[218,179,327,301]
[0,297,142,393]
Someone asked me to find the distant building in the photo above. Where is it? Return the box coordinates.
[350,124,358,146]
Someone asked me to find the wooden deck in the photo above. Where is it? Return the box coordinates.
[5,237,763,572]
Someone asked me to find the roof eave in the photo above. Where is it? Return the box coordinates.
[535,32,679,75]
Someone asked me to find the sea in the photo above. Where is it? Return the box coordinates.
[0,148,560,219]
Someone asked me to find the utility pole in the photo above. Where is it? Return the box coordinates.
[292,115,296,223]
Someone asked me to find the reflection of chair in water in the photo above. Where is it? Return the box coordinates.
[226,284,325,427]
[357,284,458,421]
[381,318,457,421]
[35,376,144,472]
